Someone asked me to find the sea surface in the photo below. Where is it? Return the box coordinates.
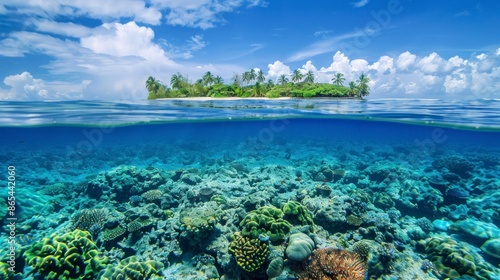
[0,98,499,280]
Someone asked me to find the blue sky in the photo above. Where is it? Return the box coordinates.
[0,0,499,100]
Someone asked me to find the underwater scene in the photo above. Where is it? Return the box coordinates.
[0,99,499,280]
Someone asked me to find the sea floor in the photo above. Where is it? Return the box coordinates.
[1,123,500,280]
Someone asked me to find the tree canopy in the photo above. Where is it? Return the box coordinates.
[146,70,370,100]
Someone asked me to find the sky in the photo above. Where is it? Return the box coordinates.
[0,0,499,100]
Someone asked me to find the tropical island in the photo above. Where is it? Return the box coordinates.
[146,69,370,99]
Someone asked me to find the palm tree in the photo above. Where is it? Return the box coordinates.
[249,69,257,84]
[292,69,303,83]
[357,73,370,98]
[257,69,265,84]
[202,71,215,87]
[304,70,314,83]
[170,73,185,90]
[146,76,160,95]
[331,73,345,86]
[214,76,224,85]
[242,71,251,86]
[348,81,360,97]
[266,79,274,90]
[278,74,289,86]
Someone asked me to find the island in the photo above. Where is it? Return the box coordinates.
[146,69,370,100]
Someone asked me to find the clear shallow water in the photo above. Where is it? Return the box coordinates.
[0,99,499,279]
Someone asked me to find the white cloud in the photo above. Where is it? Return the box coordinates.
[152,0,267,29]
[476,53,487,60]
[396,51,416,71]
[287,31,364,62]
[80,22,167,61]
[30,19,94,38]
[275,49,500,99]
[353,0,369,8]
[267,61,292,81]
[0,72,90,100]
[1,0,162,25]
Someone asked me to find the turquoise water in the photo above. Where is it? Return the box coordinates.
[0,99,499,279]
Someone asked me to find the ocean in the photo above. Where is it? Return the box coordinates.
[0,98,499,280]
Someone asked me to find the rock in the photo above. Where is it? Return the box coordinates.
[266,257,284,278]
[481,238,500,259]
[449,219,500,244]
[286,232,315,261]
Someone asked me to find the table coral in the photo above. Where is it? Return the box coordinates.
[229,232,270,272]
[23,229,108,280]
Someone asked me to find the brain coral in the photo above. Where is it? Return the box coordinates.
[23,229,108,280]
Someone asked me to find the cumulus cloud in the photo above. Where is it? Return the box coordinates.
[267,61,292,81]
[0,72,90,100]
[280,50,500,99]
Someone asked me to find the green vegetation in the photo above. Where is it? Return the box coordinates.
[146,69,371,99]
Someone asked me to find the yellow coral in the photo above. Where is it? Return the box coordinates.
[229,232,270,272]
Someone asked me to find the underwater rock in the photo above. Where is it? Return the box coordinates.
[433,155,475,179]
[266,257,284,278]
[179,201,221,245]
[481,238,500,259]
[286,232,315,261]
[449,219,500,245]
[432,219,452,232]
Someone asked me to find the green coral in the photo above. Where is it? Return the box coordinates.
[70,208,108,232]
[127,217,153,232]
[283,201,315,230]
[100,226,126,242]
[99,256,164,280]
[229,232,270,272]
[141,189,163,201]
[240,206,292,243]
[179,202,221,242]
[23,229,108,280]
[422,236,500,279]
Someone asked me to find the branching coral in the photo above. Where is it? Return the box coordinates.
[299,248,366,280]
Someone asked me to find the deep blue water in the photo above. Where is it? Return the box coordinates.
[0,99,499,279]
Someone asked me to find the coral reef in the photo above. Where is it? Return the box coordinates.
[23,229,108,280]
[299,248,366,280]
[70,208,109,234]
[99,256,163,280]
[421,236,500,279]
[240,205,292,243]
[285,232,315,261]
[229,232,270,272]
[283,200,315,229]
